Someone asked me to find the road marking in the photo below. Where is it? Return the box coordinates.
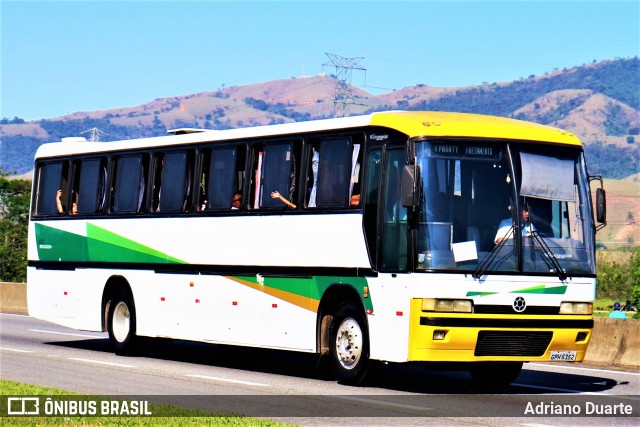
[29,329,104,339]
[0,347,34,353]
[68,357,137,368]
[185,374,269,387]
[336,395,433,413]
[528,362,640,376]
[0,313,28,317]
[513,383,592,393]
[512,382,636,395]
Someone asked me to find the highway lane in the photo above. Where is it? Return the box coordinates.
[1,313,638,425]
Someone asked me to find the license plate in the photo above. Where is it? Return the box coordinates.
[550,350,577,361]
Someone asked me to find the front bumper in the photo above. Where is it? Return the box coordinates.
[408,298,592,362]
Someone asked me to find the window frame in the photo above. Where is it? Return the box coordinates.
[110,153,148,214]
[71,157,108,216]
[33,160,69,216]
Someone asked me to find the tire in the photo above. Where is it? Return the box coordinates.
[469,362,523,389]
[107,289,137,354]
[329,303,370,385]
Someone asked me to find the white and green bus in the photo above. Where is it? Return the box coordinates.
[28,111,606,385]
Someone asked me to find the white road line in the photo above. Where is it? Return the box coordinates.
[528,362,640,376]
[29,329,104,339]
[513,383,616,394]
[0,347,34,353]
[336,395,433,413]
[185,374,269,387]
[68,357,137,368]
[0,313,28,317]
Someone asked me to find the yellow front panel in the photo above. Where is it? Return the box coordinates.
[408,299,592,362]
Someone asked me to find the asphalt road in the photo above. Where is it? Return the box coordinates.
[1,313,638,426]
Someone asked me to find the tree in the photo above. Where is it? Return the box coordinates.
[0,169,31,282]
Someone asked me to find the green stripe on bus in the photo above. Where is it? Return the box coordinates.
[86,223,186,264]
[466,284,567,297]
[35,222,186,264]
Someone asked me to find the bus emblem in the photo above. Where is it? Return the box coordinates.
[513,296,526,313]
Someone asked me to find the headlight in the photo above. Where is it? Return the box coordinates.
[422,298,473,313]
[560,302,593,315]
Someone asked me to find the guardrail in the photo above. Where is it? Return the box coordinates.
[1,282,637,369]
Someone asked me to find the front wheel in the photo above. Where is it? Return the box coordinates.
[107,289,137,354]
[469,361,523,389]
[329,303,370,385]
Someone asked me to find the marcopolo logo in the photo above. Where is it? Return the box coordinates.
[513,296,527,313]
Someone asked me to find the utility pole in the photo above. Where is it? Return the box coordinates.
[81,127,108,142]
[322,52,366,118]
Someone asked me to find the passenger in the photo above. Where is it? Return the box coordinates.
[609,301,627,319]
[231,192,242,210]
[494,206,535,244]
[270,190,296,208]
[56,190,78,215]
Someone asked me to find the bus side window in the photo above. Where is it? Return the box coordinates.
[200,146,239,210]
[308,138,353,208]
[151,153,164,212]
[153,151,194,213]
[72,158,105,215]
[350,143,362,207]
[34,161,68,215]
[253,141,298,209]
[112,155,147,214]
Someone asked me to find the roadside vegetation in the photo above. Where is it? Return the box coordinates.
[595,249,640,319]
[0,169,29,282]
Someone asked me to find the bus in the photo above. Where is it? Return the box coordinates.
[27,111,606,386]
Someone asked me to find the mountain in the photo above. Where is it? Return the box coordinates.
[1,57,639,179]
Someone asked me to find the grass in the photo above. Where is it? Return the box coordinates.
[594,297,619,317]
[1,380,289,426]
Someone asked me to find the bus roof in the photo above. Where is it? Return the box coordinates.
[35,111,581,159]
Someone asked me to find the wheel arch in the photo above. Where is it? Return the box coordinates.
[101,275,133,332]
[316,283,368,356]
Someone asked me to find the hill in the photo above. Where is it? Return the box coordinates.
[1,57,639,179]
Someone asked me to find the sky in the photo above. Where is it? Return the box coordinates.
[1,0,639,121]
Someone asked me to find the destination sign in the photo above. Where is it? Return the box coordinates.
[431,143,500,160]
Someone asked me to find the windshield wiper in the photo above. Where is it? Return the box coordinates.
[528,231,568,281]
[473,226,514,279]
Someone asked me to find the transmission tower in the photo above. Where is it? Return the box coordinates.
[322,52,366,117]
[81,127,108,142]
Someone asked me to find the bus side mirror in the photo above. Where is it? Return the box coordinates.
[596,187,606,225]
[401,164,420,207]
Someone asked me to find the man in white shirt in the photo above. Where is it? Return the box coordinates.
[494,207,536,244]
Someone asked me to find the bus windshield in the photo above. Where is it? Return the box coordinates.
[414,139,595,277]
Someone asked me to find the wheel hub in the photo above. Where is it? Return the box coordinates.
[335,317,362,370]
[112,301,130,343]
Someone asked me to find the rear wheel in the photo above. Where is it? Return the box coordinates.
[469,361,523,389]
[107,289,137,354]
[329,303,370,385]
